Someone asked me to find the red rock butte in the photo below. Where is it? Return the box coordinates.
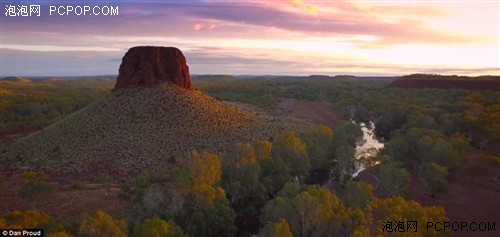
[114,46,191,90]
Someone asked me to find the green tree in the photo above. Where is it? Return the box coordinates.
[420,138,459,171]
[420,162,449,195]
[0,210,73,236]
[261,183,350,237]
[462,101,499,150]
[19,171,53,208]
[369,196,450,237]
[384,128,469,172]
[333,121,363,147]
[132,218,185,237]
[254,139,272,159]
[305,186,351,236]
[340,181,374,209]
[272,132,311,182]
[183,197,237,237]
[78,210,127,237]
[384,133,410,162]
[0,210,51,229]
[293,191,322,237]
[184,150,225,207]
[254,139,285,196]
[180,150,237,236]
[404,113,437,130]
[258,155,291,196]
[384,128,439,167]
[374,106,409,141]
[300,125,334,170]
[185,150,221,188]
[377,162,411,197]
[331,144,356,186]
[221,143,263,205]
[221,143,264,230]
[261,184,304,237]
[329,122,363,187]
[260,218,293,237]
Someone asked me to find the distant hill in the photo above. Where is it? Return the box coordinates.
[1,77,31,83]
[5,46,308,180]
[191,74,236,82]
[2,83,307,180]
[388,74,500,91]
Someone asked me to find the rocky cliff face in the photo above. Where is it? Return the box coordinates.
[114,46,191,90]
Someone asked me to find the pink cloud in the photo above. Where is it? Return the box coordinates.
[193,23,204,31]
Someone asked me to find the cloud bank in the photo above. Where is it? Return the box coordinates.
[1,0,498,76]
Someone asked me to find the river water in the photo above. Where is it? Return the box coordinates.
[352,122,384,177]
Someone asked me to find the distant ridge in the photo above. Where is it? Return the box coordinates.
[1,76,31,83]
[388,74,500,91]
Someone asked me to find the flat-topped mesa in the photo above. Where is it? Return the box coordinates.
[114,46,191,90]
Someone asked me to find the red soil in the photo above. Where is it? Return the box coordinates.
[0,127,43,139]
[0,178,130,220]
[277,98,342,126]
[411,152,500,237]
[358,151,500,237]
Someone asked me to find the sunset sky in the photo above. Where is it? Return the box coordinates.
[1,0,499,76]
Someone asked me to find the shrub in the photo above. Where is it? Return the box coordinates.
[70,180,86,190]
[19,171,53,208]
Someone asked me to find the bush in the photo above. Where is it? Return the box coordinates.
[70,180,86,190]
[19,171,53,208]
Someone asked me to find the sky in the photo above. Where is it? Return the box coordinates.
[1,0,499,76]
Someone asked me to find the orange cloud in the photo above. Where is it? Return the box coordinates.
[289,0,318,15]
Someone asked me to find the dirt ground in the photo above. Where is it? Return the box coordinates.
[410,154,500,237]
[0,177,130,221]
[0,126,47,141]
[277,98,343,126]
[358,152,500,237]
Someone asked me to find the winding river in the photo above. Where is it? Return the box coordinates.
[352,122,384,177]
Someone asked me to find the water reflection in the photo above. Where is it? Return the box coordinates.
[352,121,384,177]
